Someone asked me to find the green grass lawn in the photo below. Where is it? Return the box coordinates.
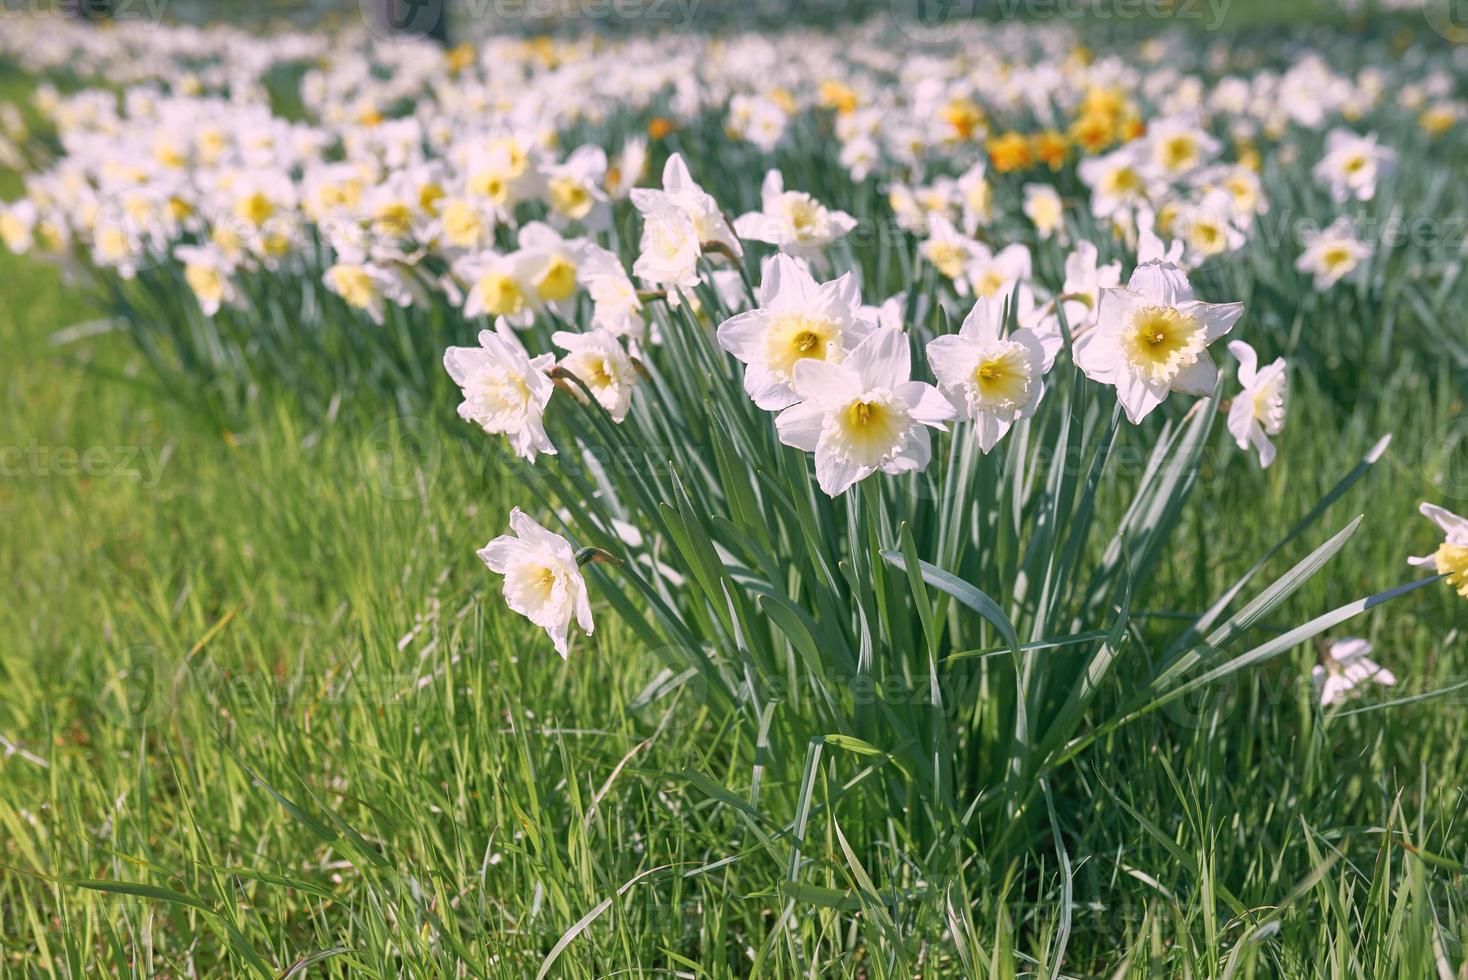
[2,52,1467,980]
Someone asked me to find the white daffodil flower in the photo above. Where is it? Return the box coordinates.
[1175,188,1247,266]
[604,137,647,201]
[443,319,557,462]
[630,189,702,290]
[1136,207,1187,268]
[839,135,880,183]
[478,508,593,658]
[926,297,1048,453]
[544,144,610,230]
[1296,216,1371,290]
[1022,183,1065,242]
[775,327,954,497]
[956,160,994,234]
[1312,638,1395,707]
[324,258,416,325]
[1313,128,1395,203]
[858,292,914,333]
[1073,259,1244,423]
[552,328,639,423]
[516,221,584,319]
[1408,503,1468,599]
[647,152,742,257]
[1079,144,1154,223]
[1142,115,1219,181]
[455,249,534,326]
[966,242,1032,302]
[716,253,874,411]
[577,243,645,343]
[430,195,493,253]
[175,243,238,317]
[886,182,931,235]
[1058,240,1122,334]
[733,169,856,262]
[0,198,37,253]
[1226,340,1287,468]
[920,214,977,288]
[728,94,790,153]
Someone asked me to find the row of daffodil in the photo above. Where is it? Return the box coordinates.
[1,13,1462,691]
[452,150,1464,665]
[1,15,1455,327]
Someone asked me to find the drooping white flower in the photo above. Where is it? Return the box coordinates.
[324,257,416,325]
[552,328,639,423]
[1313,128,1395,203]
[1058,240,1122,334]
[649,153,742,256]
[1073,259,1244,423]
[1408,503,1468,599]
[478,508,593,658]
[733,169,856,262]
[1226,340,1287,468]
[444,320,557,461]
[1312,638,1395,707]
[577,243,645,343]
[926,297,1047,453]
[955,160,993,233]
[775,327,954,497]
[1295,216,1371,290]
[604,137,647,201]
[716,253,873,411]
[630,189,701,290]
